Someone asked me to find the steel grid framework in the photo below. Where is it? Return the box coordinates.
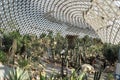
[0,0,120,44]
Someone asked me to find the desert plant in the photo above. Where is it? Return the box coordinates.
[107,73,114,80]
[103,43,119,65]
[69,69,86,80]
[40,33,46,38]
[18,59,29,68]
[8,39,17,64]
[8,67,30,80]
[94,69,102,80]
[0,50,7,63]
[80,35,92,63]
[39,73,47,80]
[3,33,13,51]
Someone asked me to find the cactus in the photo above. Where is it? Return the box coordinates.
[8,39,17,64]
[0,37,2,47]
[0,50,7,63]
[94,69,102,80]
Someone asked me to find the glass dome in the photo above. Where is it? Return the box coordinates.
[0,0,120,44]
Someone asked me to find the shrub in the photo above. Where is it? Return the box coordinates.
[18,59,29,68]
[0,50,7,63]
[103,44,119,65]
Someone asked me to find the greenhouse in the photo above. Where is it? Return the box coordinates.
[0,0,120,80]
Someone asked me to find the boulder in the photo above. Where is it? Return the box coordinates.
[81,64,95,74]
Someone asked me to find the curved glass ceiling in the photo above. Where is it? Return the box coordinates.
[0,0,120,44]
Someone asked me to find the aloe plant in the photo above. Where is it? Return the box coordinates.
[8,67,30,80]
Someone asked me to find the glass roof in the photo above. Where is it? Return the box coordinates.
[0,0,120,44]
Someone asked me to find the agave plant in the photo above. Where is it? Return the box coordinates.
[8,67,30,80]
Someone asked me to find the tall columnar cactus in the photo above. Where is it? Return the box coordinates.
[94,69,102,80]
[0,35,2,47]
[8,39,17,64]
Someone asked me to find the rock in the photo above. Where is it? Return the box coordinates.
[0,63,10,79]
[81,64,95,74]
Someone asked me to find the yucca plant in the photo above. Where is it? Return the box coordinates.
[8,67,30,80]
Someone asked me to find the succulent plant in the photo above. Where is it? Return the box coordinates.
[94,69,102,80]
[8,67,30,80]
[0,50,7,64]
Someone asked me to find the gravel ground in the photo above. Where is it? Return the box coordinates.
[0,58,115,80]
[0,63,10,79]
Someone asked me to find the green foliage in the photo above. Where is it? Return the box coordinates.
[40,33,46,38]
[8,67,30,80]
[3,31,21,51]
[39,73,47,80]
[0,50,7,63]
[103,43,119,64]
[54,32,66,53]
[107,73,114,80]
[18,59,29,68]
[23,34,31,43]
[94,70,102,80]
[45,70,86,80]
[69,69,86,80]
[3,33,13,51]
[9,30,21,39]
[47,30,53,39]
[2,30,32,54]
[0,28,5,34]
[0,30,118,80]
